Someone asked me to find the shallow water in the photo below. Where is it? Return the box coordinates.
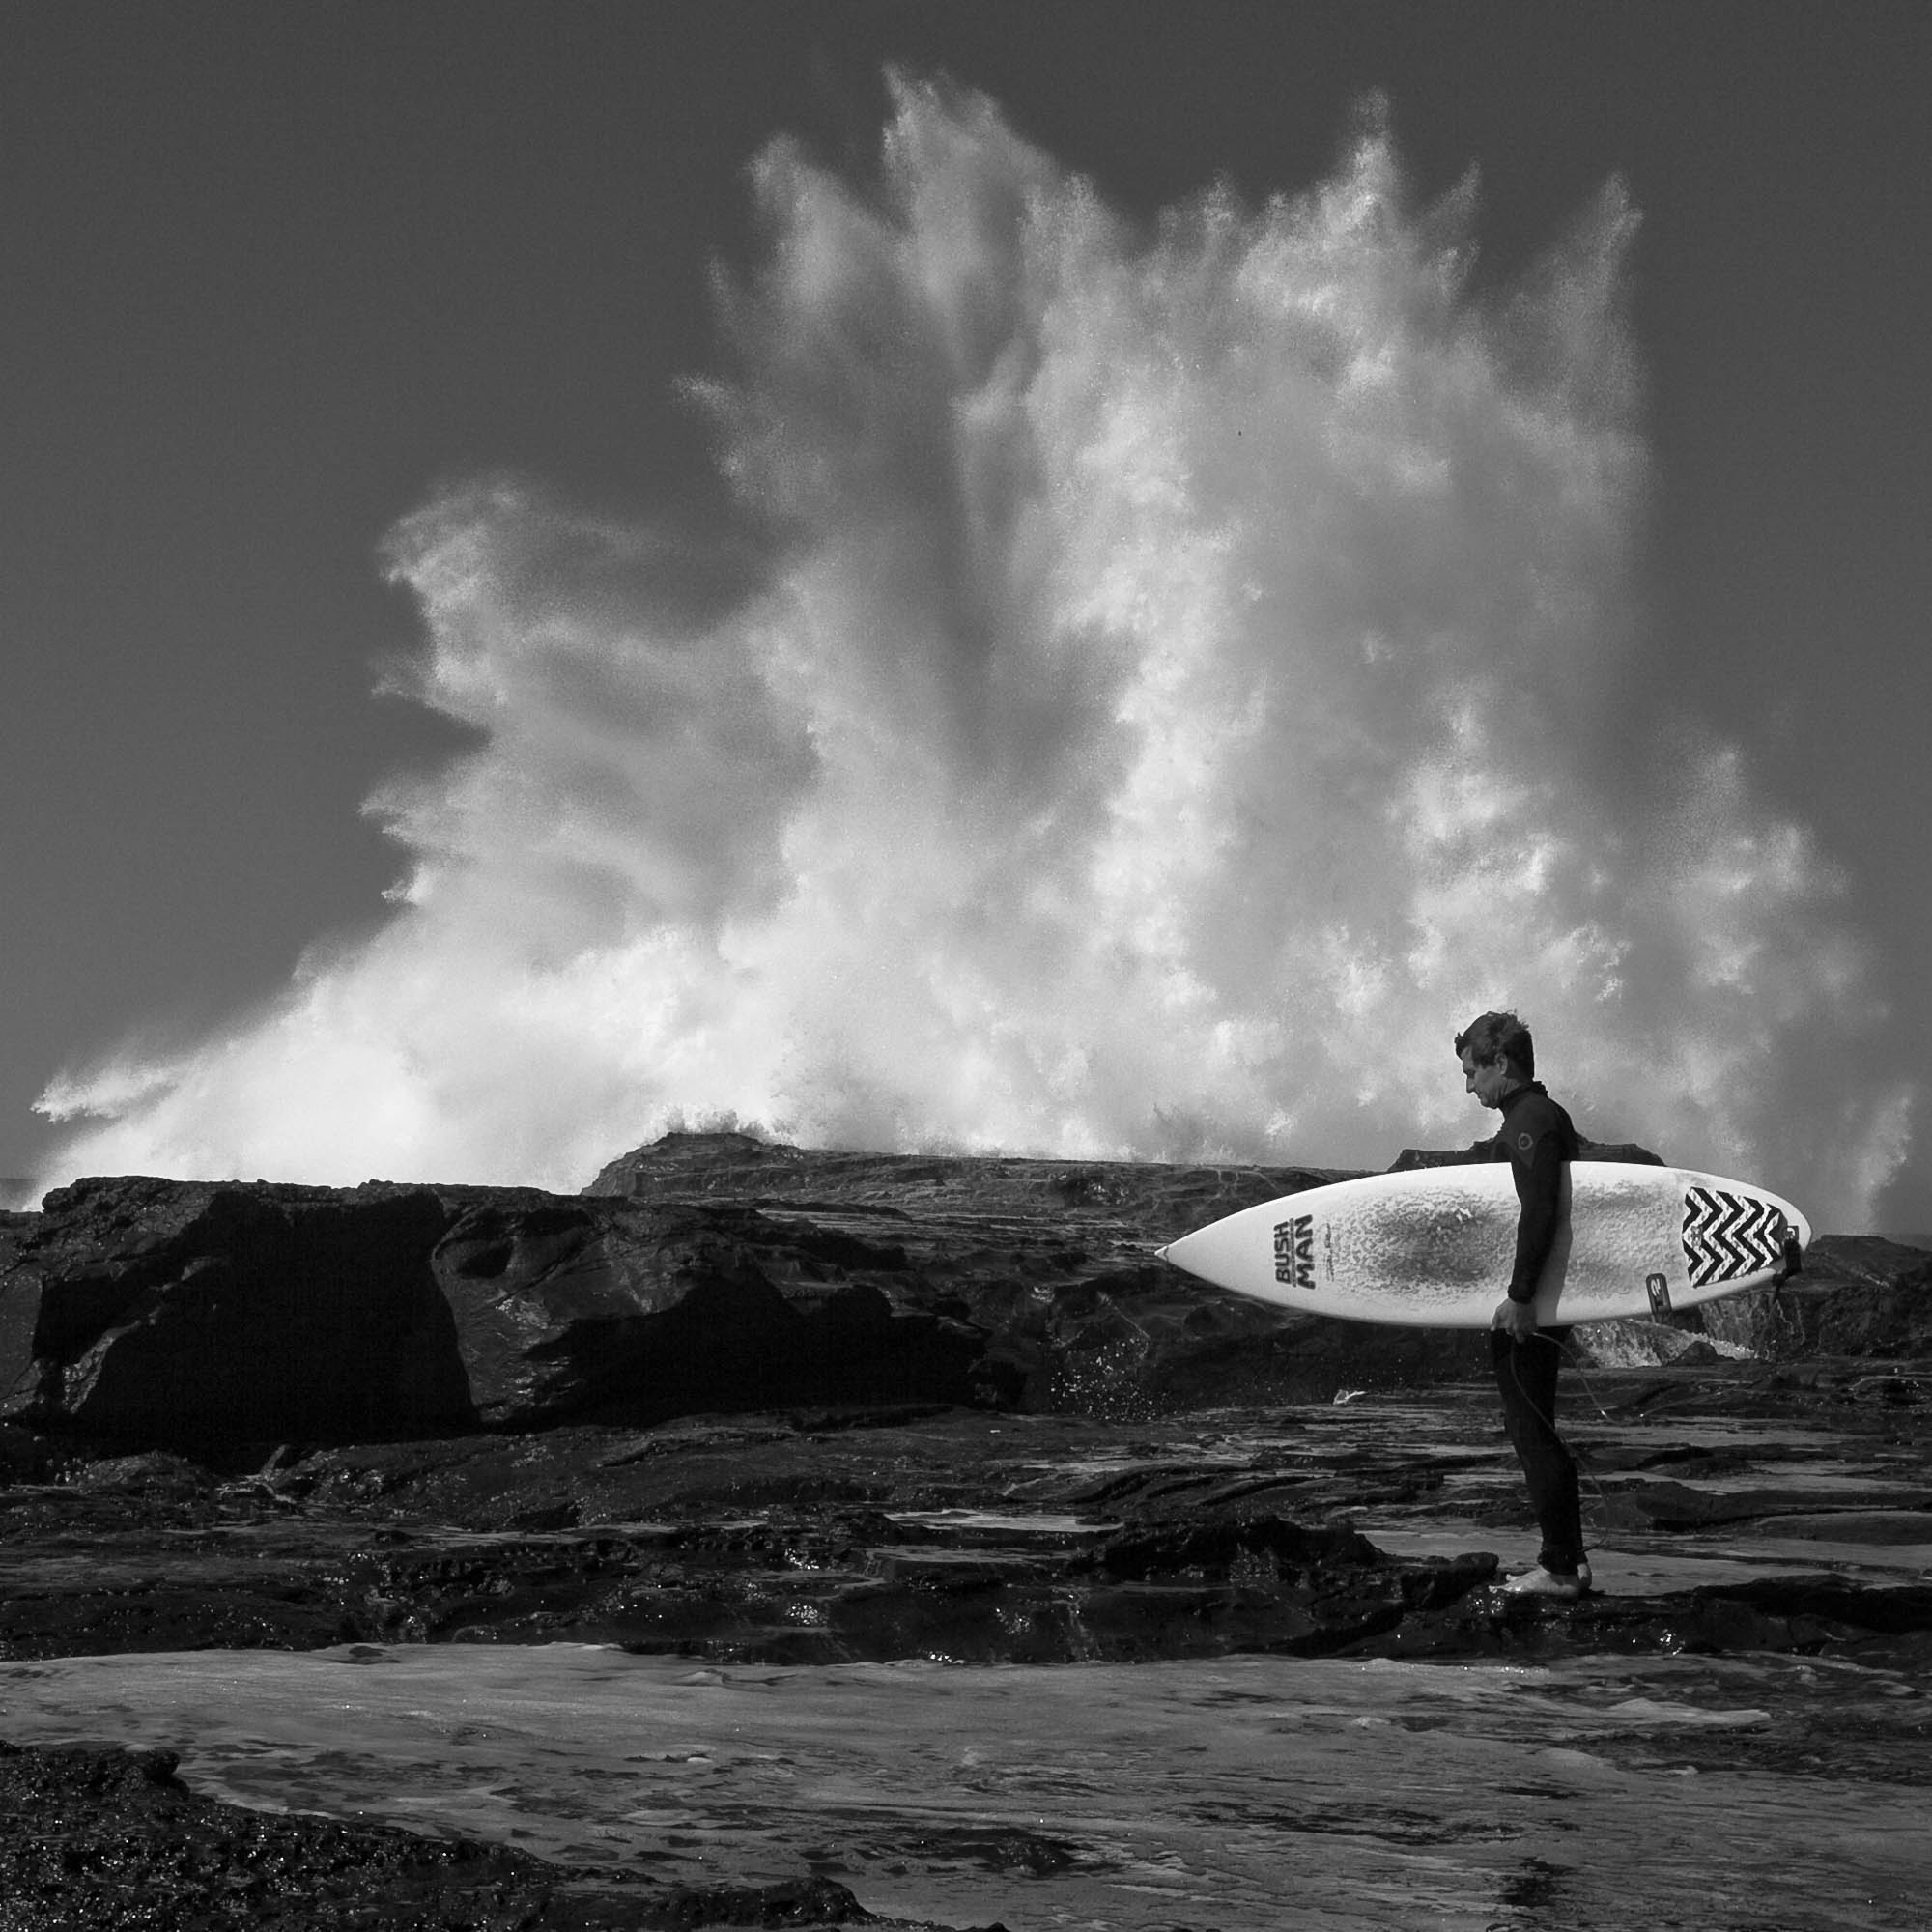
[3,1642,1925,1930]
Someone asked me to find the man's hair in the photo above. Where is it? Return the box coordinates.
[1455,1009,1535,1078]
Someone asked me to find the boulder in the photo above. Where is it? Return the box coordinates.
[0,1179,476,1448]
[428,1194,1001,1428]
[583,1134,1491,1414]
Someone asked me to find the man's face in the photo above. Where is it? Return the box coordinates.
[1460,1046,1515,1110]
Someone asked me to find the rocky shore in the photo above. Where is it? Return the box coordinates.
[2,1133,1929,1928]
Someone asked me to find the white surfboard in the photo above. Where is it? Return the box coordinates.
[1157,1163,1809,1328]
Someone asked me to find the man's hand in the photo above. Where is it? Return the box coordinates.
[1492,1297,1540,1343]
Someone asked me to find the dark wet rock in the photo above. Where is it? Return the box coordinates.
[583,1132,1459,1419]
[1588,1236,1932,1368]
[0,1735,609,1931]
[1766,1509,1932,1542]
[1373,1570,1932,1673]
[0,1735,966,1929]
[1591,1475,1932,1532]
[0,1407,1504,1667]
[1536,1234,1932,1373]
[7,1138,1922,1455]
[0,1178,480,1447]
[7,1370,1930,1673]
[0,1138,1499,1452]
[428,1194,1003,1429]
[1783,1246,1932,1357]
[0,1423,53,1482]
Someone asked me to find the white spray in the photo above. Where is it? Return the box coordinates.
[36,80,1909,1226]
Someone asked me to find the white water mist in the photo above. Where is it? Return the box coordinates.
[36,79,1908,1226]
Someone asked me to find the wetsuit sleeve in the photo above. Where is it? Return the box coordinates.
[1506,1134,1566,1302]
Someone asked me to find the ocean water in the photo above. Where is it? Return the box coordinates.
[4,1642,1925,1930]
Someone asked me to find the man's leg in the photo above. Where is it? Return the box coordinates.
[1491,1328,1585,1577]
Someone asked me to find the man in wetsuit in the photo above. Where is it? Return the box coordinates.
[1455,1009,1591,1600]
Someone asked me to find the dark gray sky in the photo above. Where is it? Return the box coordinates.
[4,3,1928,1223]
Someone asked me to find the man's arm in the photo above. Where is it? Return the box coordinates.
[1493,1127,1567,1340]
[1507,1135,1567,1301]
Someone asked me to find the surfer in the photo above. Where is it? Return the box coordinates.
[1454,1010,1591,1600]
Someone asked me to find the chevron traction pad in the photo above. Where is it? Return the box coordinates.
[1682,1186,1788,1287]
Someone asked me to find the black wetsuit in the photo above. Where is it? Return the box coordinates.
[1478,1083,1585,1576]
